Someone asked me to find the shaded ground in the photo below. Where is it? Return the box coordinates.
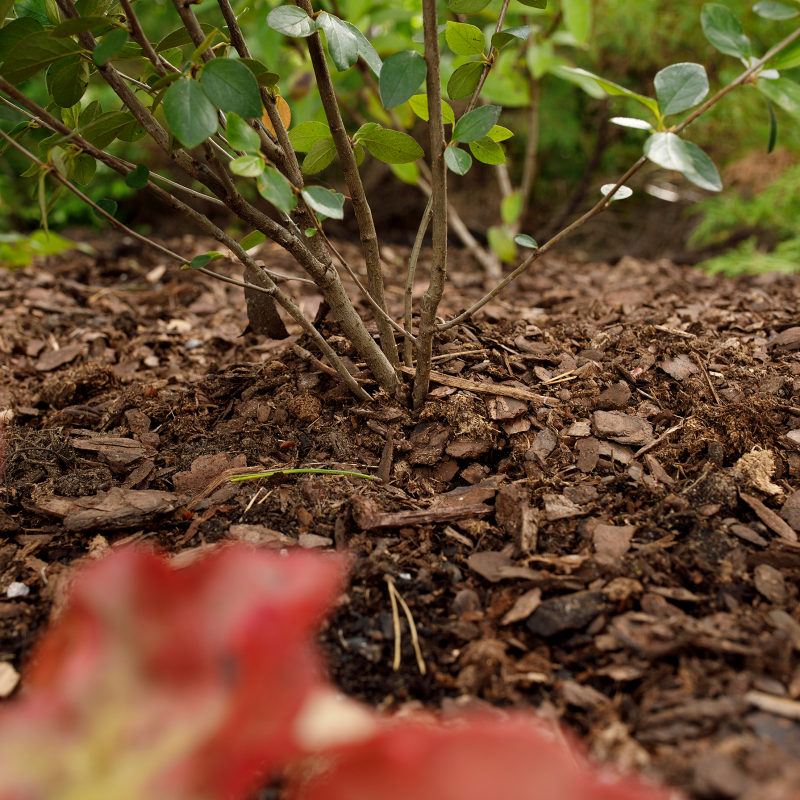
[3,232,800,799]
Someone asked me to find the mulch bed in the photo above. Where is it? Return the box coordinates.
[3,230,800,799]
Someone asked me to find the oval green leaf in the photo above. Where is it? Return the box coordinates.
[266,6,319,38]
[257,168,297,213]
[514,234,538,248]
[189,251,225,270]
[318,12,358,72]
[770,37,800,70]
[448,0,492,13]
[446,22,485,56]
[600,183,633,201]
[644,132,721,192]
[51,15,110,36]
[654,62,709,117]
[72,152,96,185]
[501,190,522,225]
[237,58,280,87]
[517,0,547,8]
[469,136,505,164]
[488,225,516,264]
[343,21,382,77]
[379,49,426,110]
[230,154,264,177]
[360,128,424,164]
[124,162,149,189]
[491,26,531,50]
[757,76,800,119]
[447,61,484,101]
[562,0,591,45]
[561,67,659,116]
[700,4,750,59]
[301,137,337,174]
[452,105,501,143]
[92,197,117,220]
[239,230,266,250]
[163,78,218,149]
[0,18,43,65]
[51,57,89,107]
[302,186,344,219]
[93,27,128,66]
[288,120,331,152]
[155,22,219,52]
[754,1,798,19]
[408,94,455,125]
[227,112,262,152]
[444,146,472,175]
[2,29,82,84]
[200,58,262,119]
[487,124,513,142]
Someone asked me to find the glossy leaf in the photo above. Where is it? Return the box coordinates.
[318,12,358,72]
[230,154,264,177]
[302,186,345,219]
[149,72,183,91]
[446,22,485,56]
[700,4,750,59]
[390,161,419,184]
[562,0,591,45]
[189,252,225,269]
[267,6,319,38]
[562,68,659,117]
[92,27,127,66]
[201,58,262,119]
[514,234,538,248]
[51,57,89,107]
[379,50,426,110]
[600,183,633,201]
[257,168,297,213]
[288,120,332,152]
[301,137,337,174]
[610,116,652,130]
[408,94,455,125]
[653,62,708,116]
[2,29,82,84]
[352,122,381,141]
[92,197,117,220]
[359,129,424,164]
[757,76,800,118]
[644,132,721,192]
[487,125,513,142]
[124,162,149,189]
[754,1,798,19]
[444,146,472,175]
[227,112,262,153]
[72,152,95,184]
[239,230,266,250]
[501,190,522,225]
[163,79,218,149]
[447,62,484,100]
[343,21,382,76]
[60,102,79,128]
[78,99,101,128]
[0,17,42,65]
[155,22,219,52]
[50,15,109,36]
[452,105,501,143]
[491,26,531,50]
[469,136,505,164]
[447,0,492,13]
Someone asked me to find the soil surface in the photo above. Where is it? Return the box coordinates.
[3,232,800,799]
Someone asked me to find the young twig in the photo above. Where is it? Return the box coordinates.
[405,194,433,367]
[119,0,166,78]
[463,0,512,116]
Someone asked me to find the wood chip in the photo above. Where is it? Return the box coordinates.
[745,690,800,720]
[64,488,181,532]
[356,503,492,530]
[501,588,542,625]
[740,492,798,542]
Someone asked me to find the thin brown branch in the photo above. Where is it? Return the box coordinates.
[202,140,238,199]
[119,0,166,77]
[463,0,511,116]
[405,194,433,367]
[169,0,214,61]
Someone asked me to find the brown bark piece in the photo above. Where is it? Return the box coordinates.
[445,438,492,459]
[595,382,631,410]
[243,265,289,340]
[754,564,788,604]
[593,523,636,564]
[501,588,542,625]
[486,394,528,421]
[644,454,675,486]
[781,490,800,531]
[769,327,800,351]
[228,524,296,548]
[64,488,180,532]
[466,551,513,582]
[495,484,538,554]
[173,453,248,496]
[526,591,606,637]
[525,428,558,462]
[740,492,798,542]
[72,437,151,474]
[430,476,503,509]
[356,503,492,530]
[575,437,599,473]
[544,493,585,521]
[34,343,86,372]
[593,411,654,446]
[660,354,699,381]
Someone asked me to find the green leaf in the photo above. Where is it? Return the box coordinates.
[487,225,515,263]
[148,71,183,91]
[343,21,382,77]
[447,61,483,100]
[517,0,547,7]
[74,0,112,16]
[72,152,95,184]
[562,0,591,45]
[610,116,652,130]
[2,29,82,84]
[302,186,344,219]
[0,17,42,64]
[61,102,79,128]
[757,76,800,118]
[654,62,709,116]
[753,1,798,19]
[200,58,262,118]
[266,6,319,38]
[92,197,117,220]
[237,58,279,87]
[408,94,455,125]
[600,183,633,201]
[447,0,492,13]
[359,128,424,163]
[288,120,331,152]
[239,230,266,250]
[188,251,225,269]
[700,3,750,59]
[155,22,219,52]
[125,162,149,188]
[469,135,505,164]
[0,0,15,27]
[51,57,89,107]
[117,115,146,143]
[191,27,219,64]
[318,12,358,72]
[301,137,337,173]
[390,162,419,184]
[379,50,426,110]
[226,112,261,152]
[93,27,127,66]
[51,15,110,36]
[487,125,512,142]
[446,22,485,56]
[452,105,501,143]
[304,227,316,237]
[514,234,537,248]
[81,110,133,148]
[491,26,531,50]
[354,142,365,166]
[561,67,659,117]
[15,0,48,26]
[770,37,800,70]
[352,121,381,141]
[257,168,297,213]
[501,190,522,225]
[765,96,778,153]
[163,79,218,149]
[78,99,101,127]
[444,146,472,175]
[230,154,264,176]
[644,132,721,192]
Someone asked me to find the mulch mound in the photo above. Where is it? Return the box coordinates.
[3,231,800,799]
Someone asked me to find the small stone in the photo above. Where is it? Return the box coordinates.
[595,382,631,410]
[754,564,788,604]
[6,582,29,599]
[593,411,654,446]
[526,591,606,637]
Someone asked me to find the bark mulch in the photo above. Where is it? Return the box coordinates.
[3,231,800,798]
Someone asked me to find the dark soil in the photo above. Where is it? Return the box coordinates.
[3,231,800,800]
